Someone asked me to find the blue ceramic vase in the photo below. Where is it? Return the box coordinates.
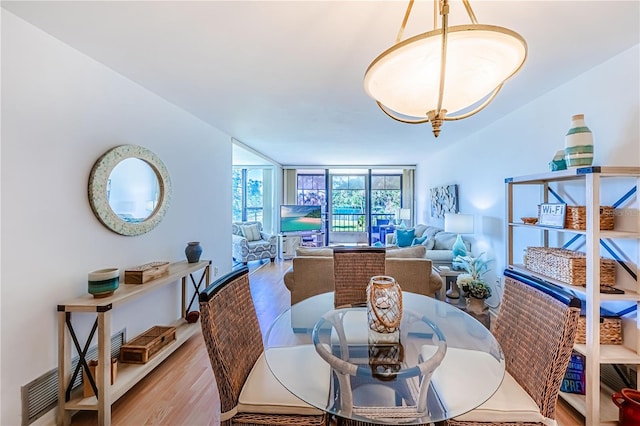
[185,242,202,263]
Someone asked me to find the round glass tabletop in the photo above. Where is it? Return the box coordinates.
[265,292,505,424]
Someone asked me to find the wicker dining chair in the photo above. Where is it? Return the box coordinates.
[199,266,329,426]
[445,274,581,426]
[333,247,386,308]
[338,274,580,426]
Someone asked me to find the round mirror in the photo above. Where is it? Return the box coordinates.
[89,145,171,236]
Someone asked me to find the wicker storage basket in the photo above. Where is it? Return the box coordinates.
[524,247,616,286]
[536,205,614,230]
[576,316,622,345]
[565,206,615,230]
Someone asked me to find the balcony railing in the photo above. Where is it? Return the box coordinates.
[233,207,264,223]
[330,213,396,232]
[331,213,365,232]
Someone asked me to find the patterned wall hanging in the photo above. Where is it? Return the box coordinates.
[430,184,459,218]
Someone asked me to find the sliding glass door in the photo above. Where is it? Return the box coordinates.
[290,168,409,245]
[330,172,367,244]
[327,169,403,245]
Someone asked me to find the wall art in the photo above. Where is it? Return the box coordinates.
[430,184,459,218]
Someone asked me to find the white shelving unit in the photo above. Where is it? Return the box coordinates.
[57,260,211,426]
[505,166,640,425]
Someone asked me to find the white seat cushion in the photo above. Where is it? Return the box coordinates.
[422,345,552,424]
[421,345,504,417]
[238,345,330,416]
[453,371,553,425]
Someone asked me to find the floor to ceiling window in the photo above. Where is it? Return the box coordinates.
[232,168,264,223]
[285,168,411,245]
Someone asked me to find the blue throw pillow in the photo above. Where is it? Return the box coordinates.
[396,228,415,247]
[411,236,428,246]
[372,241,384,247]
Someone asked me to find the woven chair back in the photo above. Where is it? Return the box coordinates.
[333,247,386,308]
[199,267,263,416]
[493,276,580,419]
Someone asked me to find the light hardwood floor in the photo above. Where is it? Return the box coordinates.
[70,259,586,425]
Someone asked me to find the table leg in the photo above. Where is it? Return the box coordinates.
[181,276,187,318]
[97,311,112,426]
[57,311,71,426]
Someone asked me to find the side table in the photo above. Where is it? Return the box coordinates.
[433,265,491,329]
[432,265,465,300]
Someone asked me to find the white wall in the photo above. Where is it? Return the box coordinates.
[415,45,640,307]
[1,11,233,425]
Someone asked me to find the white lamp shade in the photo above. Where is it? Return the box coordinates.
[399,208,411,220]
[444,213,474,234]
[364,25,527,118]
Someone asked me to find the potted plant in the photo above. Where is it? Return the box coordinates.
[455,253,492,315]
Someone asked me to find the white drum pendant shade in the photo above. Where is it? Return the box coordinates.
[364,25,527,119]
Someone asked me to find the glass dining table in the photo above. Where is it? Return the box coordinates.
[264,292,505,425]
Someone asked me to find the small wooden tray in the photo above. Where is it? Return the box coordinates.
[120,326,176,364]
[124,261,170,284]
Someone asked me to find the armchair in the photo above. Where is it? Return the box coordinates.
[232,221,277,265]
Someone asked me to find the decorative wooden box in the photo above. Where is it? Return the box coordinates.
[124,261,170,284]
[120,326,176,364]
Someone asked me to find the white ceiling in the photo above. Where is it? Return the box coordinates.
[3,1,639,166]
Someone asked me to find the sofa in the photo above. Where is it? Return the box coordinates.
[385,224,470,267]
[283,245,443,330]
[284,245,443,303]
[232,221,277,265]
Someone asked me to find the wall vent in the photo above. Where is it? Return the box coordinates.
[21,329,125,426]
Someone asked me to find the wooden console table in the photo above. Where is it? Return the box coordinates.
[57,260,210,426]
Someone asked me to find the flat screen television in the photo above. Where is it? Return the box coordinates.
[280,205,323,233]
